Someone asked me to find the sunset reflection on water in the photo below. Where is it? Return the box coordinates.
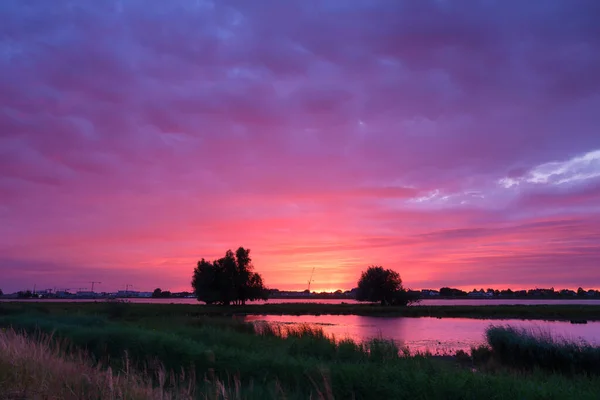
[243,315,600,354]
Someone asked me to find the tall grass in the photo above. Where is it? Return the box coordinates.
[0,328,195,400]
[0,328,330,400]
[485,325,600,375]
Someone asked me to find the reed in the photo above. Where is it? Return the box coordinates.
[485,325,600,375]
[0,328,195,400]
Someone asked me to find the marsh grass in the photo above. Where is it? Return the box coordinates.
[0,328,332,400]
[0,328,195,400]
[3,310,600,399]
[485,325,600,375]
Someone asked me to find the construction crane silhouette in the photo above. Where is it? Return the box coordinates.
[89,281,102,293]
[307,267,315,292]
[125,284,133,293]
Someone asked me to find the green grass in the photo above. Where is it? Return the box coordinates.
[2,300,600,320]
[1,303,600,399]
[486,325,600,376]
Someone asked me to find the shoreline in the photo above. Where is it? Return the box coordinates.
[2,301,600,321]
[3,296,599,301]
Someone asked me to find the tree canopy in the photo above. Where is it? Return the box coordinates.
[191,247,268,305]
[356,266,416,306]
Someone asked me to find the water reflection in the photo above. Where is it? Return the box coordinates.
[243,315,600,353]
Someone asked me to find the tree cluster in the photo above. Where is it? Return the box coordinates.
[432,287,600,298]
[192,247,268,305]
[355,266,418,306]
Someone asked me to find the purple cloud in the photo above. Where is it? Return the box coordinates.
[1,0,600,293]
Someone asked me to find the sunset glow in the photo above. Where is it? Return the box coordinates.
[1,1,600,293]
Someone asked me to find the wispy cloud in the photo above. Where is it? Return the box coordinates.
[499,150,600,188]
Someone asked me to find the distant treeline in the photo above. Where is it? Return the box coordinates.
[428,287,600,298]
[4,286,600,300]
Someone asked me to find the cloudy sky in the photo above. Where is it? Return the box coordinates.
[1,0,600,293]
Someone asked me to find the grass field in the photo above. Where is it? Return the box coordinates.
[2,300,600,320]
[1,301,600,399]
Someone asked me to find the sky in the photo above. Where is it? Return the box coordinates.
[1,0,600,294]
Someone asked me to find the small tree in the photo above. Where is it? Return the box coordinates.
[356,266,410,306]
[0,288,3,297]
[152,288,162,298]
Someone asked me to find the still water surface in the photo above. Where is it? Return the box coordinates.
[242,314,600,353]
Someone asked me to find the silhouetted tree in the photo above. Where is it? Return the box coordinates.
[577,287,586,297]
[0,288,3,297]
[192,247,268,305]
[356,266,413,306]
[152,288,162,298]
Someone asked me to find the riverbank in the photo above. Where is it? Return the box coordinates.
[1,308,600,399]
[2,301,600,321]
